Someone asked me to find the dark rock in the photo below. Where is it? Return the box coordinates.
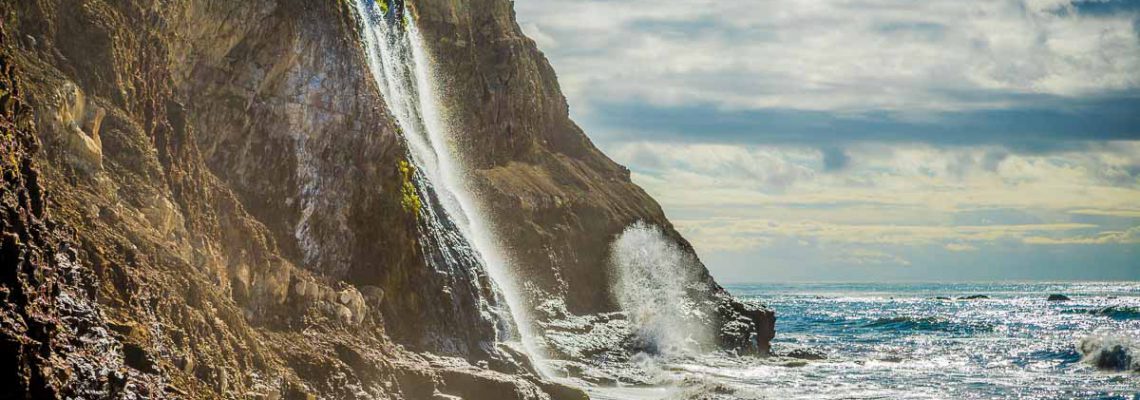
[0,32,164,397]
[1047,294,1071,301]
[959,295,990,300]
[784,349,826,360]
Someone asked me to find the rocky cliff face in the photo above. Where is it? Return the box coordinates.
[412,0,774,357]
[1,0,772,398]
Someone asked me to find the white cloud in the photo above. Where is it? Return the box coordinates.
[1023,226,1140,244]
[622,141,1140,214]
[945,243,980,252]
[838,248,912,266]
[514,1,1140,275]
[1069,209,1140,218]
[615,141,1140,253]
[517,0,1140,113]
[675,217,1098,250]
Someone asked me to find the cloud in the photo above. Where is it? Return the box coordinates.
[945,243,979,252]
[621,141,1140,253]
[578,99,1140,149]
[622,141,1140,215]
[1023,226,1140,244]
[517,0,1140,114]
[838,249,912,266]
[613,142,817,192]
[675,218,1098,249]
[514,1,1140,276]
[1069,209,1140,218]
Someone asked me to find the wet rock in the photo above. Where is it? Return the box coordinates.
[784,349,826,360]
[959,295,990,300]
[1047,294,1071,302]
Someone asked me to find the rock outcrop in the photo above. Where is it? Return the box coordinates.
[1,0,773,398]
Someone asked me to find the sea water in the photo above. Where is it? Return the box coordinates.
[588,281,1140,399]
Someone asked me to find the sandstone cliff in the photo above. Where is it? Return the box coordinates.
[1,0,773,398]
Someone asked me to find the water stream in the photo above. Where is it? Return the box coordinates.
[351,0,549,374]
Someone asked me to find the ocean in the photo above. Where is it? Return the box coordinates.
[586,281,1140,400]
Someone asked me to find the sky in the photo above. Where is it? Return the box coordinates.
[514,0,1140,282]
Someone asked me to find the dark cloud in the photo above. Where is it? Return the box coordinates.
[1071,0,1140,16]
[821,147,850,172]
[582,95,1140,152]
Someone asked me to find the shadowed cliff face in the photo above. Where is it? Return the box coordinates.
[1,25,168,398]
[1,0,771,397]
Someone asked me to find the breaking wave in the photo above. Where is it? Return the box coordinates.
[1078,333,1140,373]
[609,222,711,356]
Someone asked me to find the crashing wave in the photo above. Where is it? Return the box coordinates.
[610,222,713,356]
[1077,333,1140,373]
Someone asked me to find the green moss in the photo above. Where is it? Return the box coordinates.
[398,160,422,217]
[378,0,389,14]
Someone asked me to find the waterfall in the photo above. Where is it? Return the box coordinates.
[352,0,548,374]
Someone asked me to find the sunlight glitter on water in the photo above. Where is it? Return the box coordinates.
[579,282,1140,399]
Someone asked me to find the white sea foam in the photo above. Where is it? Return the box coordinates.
[610,221,712,356]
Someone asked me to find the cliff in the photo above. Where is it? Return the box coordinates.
[1,0,773,398]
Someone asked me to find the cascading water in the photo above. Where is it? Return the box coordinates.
[352,0,549,374]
